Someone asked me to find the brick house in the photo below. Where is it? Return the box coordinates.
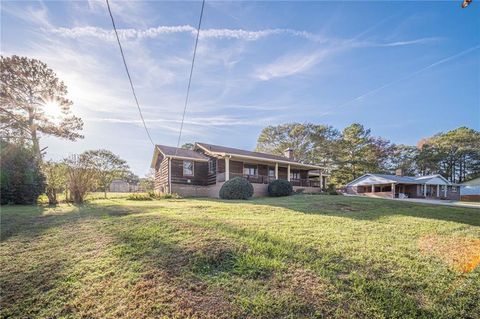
[151,142,328,197]
[345,170,460,200]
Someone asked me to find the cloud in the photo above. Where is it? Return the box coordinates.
[48,25,327,42]
[254,50,333,81]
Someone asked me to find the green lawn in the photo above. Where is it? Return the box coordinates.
[1,195,479,318]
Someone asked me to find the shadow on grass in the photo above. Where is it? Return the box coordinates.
[197,194,480,227]
[102,207,444,318]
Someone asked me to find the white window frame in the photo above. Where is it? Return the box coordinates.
[243,165,258,176]
[183,160,194,176]
[290,171,300,180]
[208,160,215,174]
[268,167,275,177]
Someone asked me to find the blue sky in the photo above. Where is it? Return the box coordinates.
[2,1,479,175]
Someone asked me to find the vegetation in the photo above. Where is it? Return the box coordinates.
[256,123,480,186]
[83,149,129,199]
[0,55,83,159]
[64,154,98,204]
[219,177,254,199]
[43,160,67,205]
[1,195,479,318]
[0,141,45,204]
[267,179,293,197]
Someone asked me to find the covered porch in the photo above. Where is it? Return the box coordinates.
[216,156,325,188]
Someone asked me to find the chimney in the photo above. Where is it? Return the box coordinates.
[284,148,294,159]
[395,168,403,176]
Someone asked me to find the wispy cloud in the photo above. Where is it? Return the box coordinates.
[254,50,332,81]
[49,25,326,42]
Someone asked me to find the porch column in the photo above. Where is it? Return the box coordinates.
[444,185,447,197]
[287,164,291,181]
[436,184,440,198]
[319,170,323,188]
[423,184,427,197]
[392,183,395,198]
[225,157,230,181]
[371,184,375,193]
[275,163,279,179]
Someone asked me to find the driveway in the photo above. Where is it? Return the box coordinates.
[395,198,480,209]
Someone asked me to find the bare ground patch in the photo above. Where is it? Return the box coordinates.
[419,235,480,273]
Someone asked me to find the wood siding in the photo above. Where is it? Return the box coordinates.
[154,155,169,193]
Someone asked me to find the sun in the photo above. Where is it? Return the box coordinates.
[42,100,63,121]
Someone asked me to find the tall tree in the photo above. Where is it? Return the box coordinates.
[390,144,419,176]
[0,55,83,159]
[421,127,480,182]
[83,149,129,199]
[256,123,339,164]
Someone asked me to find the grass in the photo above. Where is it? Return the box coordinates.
[1,195,479,318]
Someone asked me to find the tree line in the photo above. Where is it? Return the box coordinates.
[256,123,480,186]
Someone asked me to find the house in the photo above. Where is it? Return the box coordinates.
[345,169,460,200]
[150,142,328,197]
[109,179,139,193]
[460,177,480,202]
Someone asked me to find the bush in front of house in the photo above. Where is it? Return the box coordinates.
[267,179,293,197]
[219,177,254,200]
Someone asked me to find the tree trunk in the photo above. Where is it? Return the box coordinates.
[28,109,42,161]
[104,186,107,199]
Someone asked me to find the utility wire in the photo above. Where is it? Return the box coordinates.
[105,0,155,146]
[174,0,206,156]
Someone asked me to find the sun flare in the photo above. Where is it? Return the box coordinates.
[43,100,63,120]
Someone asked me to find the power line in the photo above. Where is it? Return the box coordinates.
[105,0,155,146]
[174,0,206,156]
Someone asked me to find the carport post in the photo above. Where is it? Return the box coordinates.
[371,184,375,193]
[423,184,427,197]
[444,185,447,198]
[391,183,395,198]
[437,185,440,198]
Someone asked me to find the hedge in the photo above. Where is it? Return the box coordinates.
[267,179,293,197]
[219,177,254,200]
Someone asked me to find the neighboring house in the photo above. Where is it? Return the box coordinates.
[345,170,460,200]
[150,142,328,198]
[109,179,139,193]
[460,177,480,202]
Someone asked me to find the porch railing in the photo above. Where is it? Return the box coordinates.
[216,173,320,187]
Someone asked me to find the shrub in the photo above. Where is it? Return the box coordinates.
[1,141,45,205]
[127,193,153,201]
[219,177,254,200]
[267,179,293,197]
[326,183,338,195]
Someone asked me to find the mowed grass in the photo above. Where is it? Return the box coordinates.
[1,195,479,319]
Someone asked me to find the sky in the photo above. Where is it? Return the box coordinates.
[1,0,479,176]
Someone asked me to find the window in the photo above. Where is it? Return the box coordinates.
[243,165,258,176]
[208,160,215,174]
[451,186,458,193]
[183,160,194,176]
[268,167,275,177]
[290,171,300,180]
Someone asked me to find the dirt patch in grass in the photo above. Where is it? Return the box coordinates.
[310,202,360,212]
[419,235,480,273]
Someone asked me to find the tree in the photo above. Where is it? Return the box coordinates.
[64,153,97,204]
[256,123,339,164]
[43,160,67,205]
[419,127,480,182]
[0,140,45,204]
[84,149,129,198]
[181,143,195,150]
[390,144,419,176]
[0,55,83,159]
[139,169,155,192]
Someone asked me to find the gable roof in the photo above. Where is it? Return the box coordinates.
[460,176,480,186]
[346,173,452,186]
[150,144,209,168]
[195,142,323,169]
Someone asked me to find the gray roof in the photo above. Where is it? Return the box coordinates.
[195,142,299,163]
[155,144,209,160]
[369,174,419,184]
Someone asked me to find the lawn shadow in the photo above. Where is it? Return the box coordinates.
[201,195,480,227]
